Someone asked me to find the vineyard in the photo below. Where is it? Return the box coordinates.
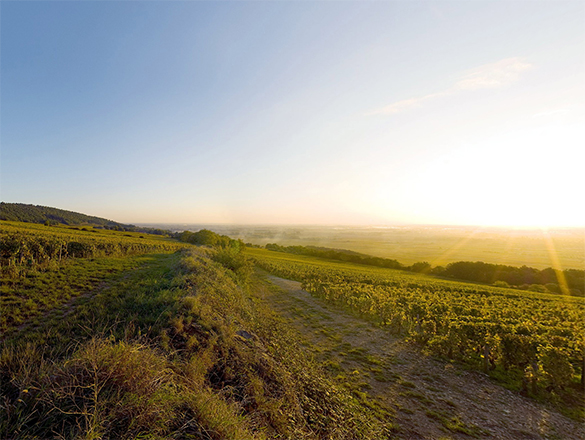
[1,221,185,273]
[247,248,585,415]
[0,221,188,333]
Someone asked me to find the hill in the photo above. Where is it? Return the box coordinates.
[0,202,171,235]
[0,202,127,228]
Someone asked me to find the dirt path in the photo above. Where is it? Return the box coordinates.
[259,273,585,440]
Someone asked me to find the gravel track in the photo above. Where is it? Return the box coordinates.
[261,274,584,440]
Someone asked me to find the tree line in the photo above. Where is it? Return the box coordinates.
[179,229,244,250]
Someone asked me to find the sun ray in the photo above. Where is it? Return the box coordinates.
[541,229,571,295]
[430,227,482,267]
[491,233,517,281]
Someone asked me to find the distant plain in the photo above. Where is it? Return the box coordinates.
[140,224,584,270]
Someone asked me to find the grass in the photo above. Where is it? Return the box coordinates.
[1,247,395,439]
[1,254,152,336]
[399,390,433,405]
[1,220,188,336]
[396,379,417,389]
[425,410,487,437]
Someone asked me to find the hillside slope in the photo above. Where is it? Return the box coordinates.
[0,202,173,236]
[0,202,125,228]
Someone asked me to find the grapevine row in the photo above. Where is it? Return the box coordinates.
[251,250,585,394]
[0,223,187,277]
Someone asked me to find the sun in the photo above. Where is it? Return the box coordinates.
[386,124,585,229]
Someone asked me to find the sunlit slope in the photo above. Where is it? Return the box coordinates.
[1,220,181,257]
[246,248,584,302]
[246,247,585,415]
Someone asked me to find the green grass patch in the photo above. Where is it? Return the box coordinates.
[425,409,488,437]
[0,254,158,336]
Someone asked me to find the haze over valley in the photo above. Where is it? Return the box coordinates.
[139,223,585,270]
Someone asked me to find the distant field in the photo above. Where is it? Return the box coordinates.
[157,224,584,270]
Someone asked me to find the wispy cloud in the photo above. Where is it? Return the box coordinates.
[368,92,448,115]
[454,58,532,90]
[532,109,569,118]
[369,57,533,116]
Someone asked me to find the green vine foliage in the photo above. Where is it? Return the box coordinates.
[249,248,585,402]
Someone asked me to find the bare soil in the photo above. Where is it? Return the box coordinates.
[259,273,585,440]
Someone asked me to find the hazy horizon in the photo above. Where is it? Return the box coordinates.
[137,221,585,233]
[2,1,584,228]
[138,222,585,270]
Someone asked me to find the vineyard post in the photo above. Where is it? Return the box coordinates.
[530,359,538,395]
[483,343,490,374]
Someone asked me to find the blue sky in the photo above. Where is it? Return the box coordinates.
[2,1,584,226]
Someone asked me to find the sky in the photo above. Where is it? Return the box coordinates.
[2,1,584,227]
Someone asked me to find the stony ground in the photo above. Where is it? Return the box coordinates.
[258,273,585,440]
